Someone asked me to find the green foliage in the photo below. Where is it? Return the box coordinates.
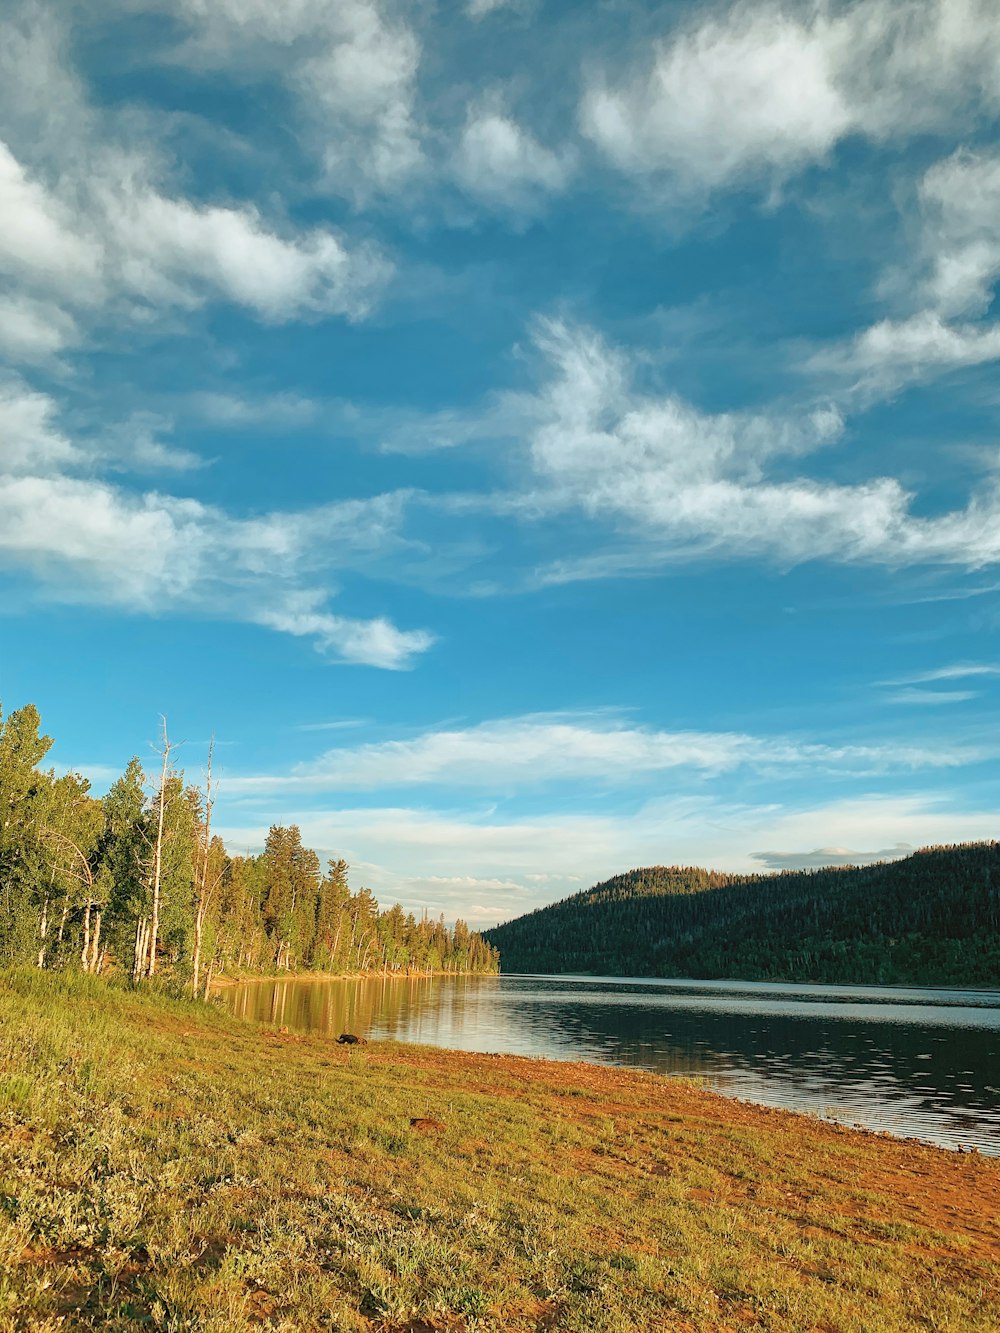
[484,845,1000,986]
[0,700,499,985]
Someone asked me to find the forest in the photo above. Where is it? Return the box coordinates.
[483,845,1000,986]
[0,703,499,992]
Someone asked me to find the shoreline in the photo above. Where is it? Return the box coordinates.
[5,969,999,1330]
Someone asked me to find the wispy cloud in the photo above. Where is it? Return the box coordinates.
[161,0,424,200]
[885,688,979,706]
[447,318,1000,577]
[221,710,984,796]
[0,5,393,358]
[452,97,575,213]
[187,391,320,430]
[884,663,1000,685]
[750,843,915,871]
[0,437,433,669]
[295,719,369,733]
[212,792,1000,920]
[816,149,1000,399]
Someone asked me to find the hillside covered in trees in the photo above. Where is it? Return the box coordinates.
[0,703,498,991]
[483,846,1000,987]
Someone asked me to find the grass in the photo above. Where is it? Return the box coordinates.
[1,968,998,1331]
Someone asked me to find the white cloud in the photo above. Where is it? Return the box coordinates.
[816,151,1000,398]
[0,452,433,667]
[213,791,1000,920]
[0,475,200,605]
[582,0,1000,192]
[835,313,1000,392]
[189,390,319,429]
[166,0,423,196]
[254,596,435,671]
[886,688,979,706]
[0,377,80,474]
[221,710,981,796]
[582,6,849,189]
[105,414,205,473]
[0,4,393,340]
[0,139,390,330]
[110,191,390,322]
[0,293,79,361]
[889,663,1000,684]
[465,0,523,16]
[920,151,1000,318]
[0,381,198,476]
[495,319,1000,572]
[749,843,915,870]
[298,6,422,193]
[454,102,574,210]
[0,139,102,291]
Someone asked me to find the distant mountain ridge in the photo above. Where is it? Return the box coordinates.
[483,843,1000,987]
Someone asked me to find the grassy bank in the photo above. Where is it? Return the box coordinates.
[1,972,997,1332]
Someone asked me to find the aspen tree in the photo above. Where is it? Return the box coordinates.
[41,829,99,973]
[146,717,175,979]
[192,738,218,998]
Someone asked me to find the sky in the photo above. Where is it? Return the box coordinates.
[2,0,1000,928]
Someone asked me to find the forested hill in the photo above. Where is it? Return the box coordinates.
[482,845,1000,987]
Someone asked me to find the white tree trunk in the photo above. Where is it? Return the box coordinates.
[147,717,172,979]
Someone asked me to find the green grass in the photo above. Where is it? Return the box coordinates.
[1,968,998,1331]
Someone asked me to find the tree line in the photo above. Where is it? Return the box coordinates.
[483,845,1000,987]
[0,703,499,992]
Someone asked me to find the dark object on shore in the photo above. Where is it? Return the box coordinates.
[337,1033,367,1045]
[410,1117,446,1132]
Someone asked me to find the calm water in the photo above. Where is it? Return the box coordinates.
[218,972,1000,1155]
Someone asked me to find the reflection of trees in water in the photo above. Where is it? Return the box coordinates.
[227,974,503,1042]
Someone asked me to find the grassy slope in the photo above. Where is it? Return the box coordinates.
[1,972,998,1333]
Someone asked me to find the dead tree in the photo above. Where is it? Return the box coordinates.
[192,737,224,998]
[146,716,175,979]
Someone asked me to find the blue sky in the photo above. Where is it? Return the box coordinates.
[2,0,1000,926]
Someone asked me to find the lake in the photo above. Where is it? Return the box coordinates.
[217,972,1000,1155]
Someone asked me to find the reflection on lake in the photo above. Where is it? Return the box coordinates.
[217,972,1000,1155]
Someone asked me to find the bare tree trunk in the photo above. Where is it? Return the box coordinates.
[133,916,148,983]
[57,901,69,944]
[147,717,173,979]
[192,909,204,995]
[329,912,344,972]
[202,954,215,1002]
[192,738,216,998]
[37,891,49,969]
[88,910,101,974]
[81,897,93,973]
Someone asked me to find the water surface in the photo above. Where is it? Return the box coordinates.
[218,972,1000,1155]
